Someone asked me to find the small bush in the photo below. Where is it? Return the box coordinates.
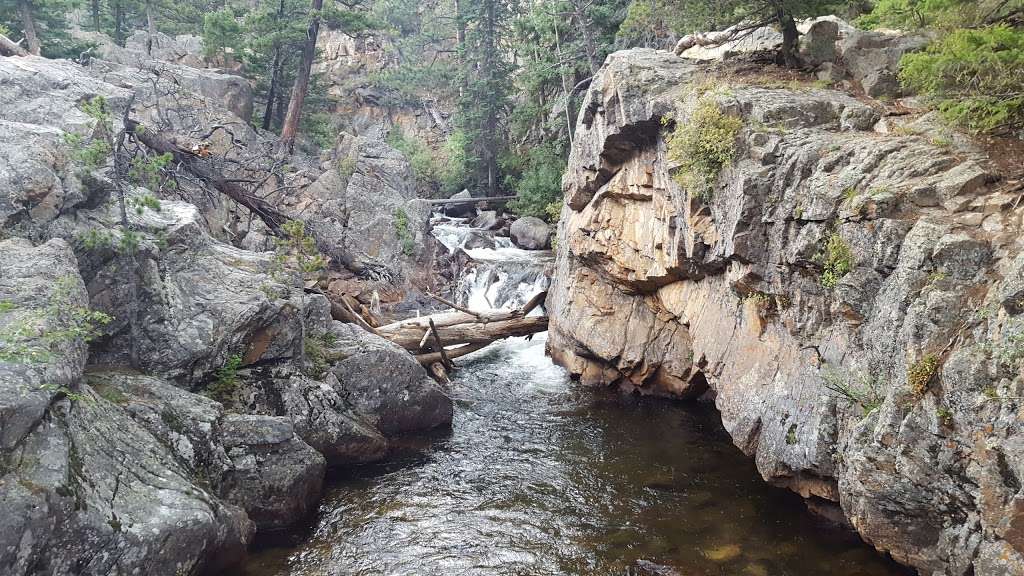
[208,354,243,403]
[273,220,327,280]
[908,353,939,396]
[393,208,415,257]
[387,129,447,197]
[900,25,1024,134]
[667,99,743,201]
[816,233,854,289]
[506,143,566,222]
[304,331,337,378]
[823,368,883,415]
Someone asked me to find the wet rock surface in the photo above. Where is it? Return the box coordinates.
[548,46,1024,575]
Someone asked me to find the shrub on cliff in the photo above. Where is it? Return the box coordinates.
[666,99,743,201]
[900,25,1024,134]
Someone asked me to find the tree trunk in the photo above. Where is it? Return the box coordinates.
[145,0,158,55]
[570,0,601,75]
[262,48,282,131]
[17,0,40,56]
[126,119,289,233]
[113,0,126,46]
[379,315,548,351]
[91,0,101,32]
[278,0,324,154]
[0,32,29,56]
[480,0,499,197]
[774,3,800,68]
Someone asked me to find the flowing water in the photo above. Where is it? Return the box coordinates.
[239,217,911,576]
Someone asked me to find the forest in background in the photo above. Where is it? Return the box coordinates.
[2,0,1022,221]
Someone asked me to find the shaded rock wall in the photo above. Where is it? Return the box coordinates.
[548,48,1024,575]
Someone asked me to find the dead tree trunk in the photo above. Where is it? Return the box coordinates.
[376,291,548,367]
[0,33,29,57]
[17,0,40,56]
[125,119,288,234]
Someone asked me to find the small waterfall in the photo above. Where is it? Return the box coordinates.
[431,215,552,312]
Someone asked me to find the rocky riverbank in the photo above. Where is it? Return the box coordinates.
[0,39,452,575]
[547,23,1024,576]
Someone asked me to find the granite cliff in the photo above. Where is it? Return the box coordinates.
[547,32,1024,576]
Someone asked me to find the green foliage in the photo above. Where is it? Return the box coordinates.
[816,232,854,289]
[301,112,337,150]
[392,207,415,257]
[208,354,243,403]
[274,220,327,280]
[0,277,112,366]
[666,99,743,200]
[908,353,939,396]
[387,129,447,197]
[202,7,243,63]
[856,0,1021,30]
[64,96,114,170]
[505,142,566,222]
[900,25,1024,133]
[128,193,162,215]
[128,154,173,192]
[823,368,883,415]
[303,331,336,378]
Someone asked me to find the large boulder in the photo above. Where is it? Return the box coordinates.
[218,414,325,531]
[510,216,551,250]
[49,193,305,387]
[325,322,453,436]
[0,239,252,576]
[303,134,431,278]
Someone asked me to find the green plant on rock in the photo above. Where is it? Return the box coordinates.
[0,276,112,366]
[823,368,884,416]
[273,220,327,281]
[128,154,173,192]
[393,208,416,257]
[208,354,243,403]
[667,98,744,201]
[303,331,337,379]
[899,25,1024,134]
[816,232,854,289]
[908,353,940,396]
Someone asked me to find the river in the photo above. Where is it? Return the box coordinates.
[238,216,911,576]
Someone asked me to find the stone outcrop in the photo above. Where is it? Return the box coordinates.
[0,36,453,574]
[549,47,1024,575]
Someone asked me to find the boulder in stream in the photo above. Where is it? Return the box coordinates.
[510,216,552,250]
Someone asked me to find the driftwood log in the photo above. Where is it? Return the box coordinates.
[0,33,29,57]
[375,291,548,368]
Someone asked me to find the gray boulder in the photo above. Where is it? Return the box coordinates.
[799,19,839,67]
[304,134,430,278]
[50,194,305,387]
[444,189,476,217]
[326,322,453,435]
[837,28,930,98]
[471,210,501,230]
[0,240,252,576]
[219,414,326,531]
[463,229,496,250]
[510,216,551,250]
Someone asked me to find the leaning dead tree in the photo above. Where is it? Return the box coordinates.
[125,118,288,234]
[376,291,548,380]
[0,33,29,57]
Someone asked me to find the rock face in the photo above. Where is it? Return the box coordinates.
[510,216,552,250]
[549,47,1024,575]
[0,35,453,574]
[0,240,252,576]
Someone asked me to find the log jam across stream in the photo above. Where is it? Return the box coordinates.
[236,216,912,576]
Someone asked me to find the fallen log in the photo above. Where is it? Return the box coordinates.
[379,316,548,350]
[415,342,489,366]
[424,195,517,206]
[125,118,288,234]
[0,34,28,57]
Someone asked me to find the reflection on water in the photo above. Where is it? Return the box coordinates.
[240,335,910,576]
